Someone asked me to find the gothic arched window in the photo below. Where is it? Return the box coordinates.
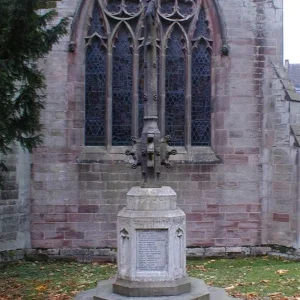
[85,0,212,148]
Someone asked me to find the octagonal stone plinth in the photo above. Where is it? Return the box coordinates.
[114,186,189,297]
[126,186,177,210]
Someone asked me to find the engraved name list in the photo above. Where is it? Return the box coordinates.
[137,229,168,272]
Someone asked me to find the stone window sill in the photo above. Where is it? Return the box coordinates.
[77,146,220,164]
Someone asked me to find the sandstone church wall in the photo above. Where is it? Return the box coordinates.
[261,63,300,247]
[0,146,31,253]
[27,0,285,250]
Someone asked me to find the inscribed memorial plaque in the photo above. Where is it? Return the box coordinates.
[137,229,168,272]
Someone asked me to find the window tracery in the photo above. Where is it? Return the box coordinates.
[85,0,212,148]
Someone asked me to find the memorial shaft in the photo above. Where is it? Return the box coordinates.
[126,0,176,188]
[141,0,160,187]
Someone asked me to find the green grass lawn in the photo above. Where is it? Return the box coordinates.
[1,256,300,299]
[187,256,300,299]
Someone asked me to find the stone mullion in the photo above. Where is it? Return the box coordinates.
[106,46,113,150]
[159,51,166,136]
[186,48,192,149]
[132,49,139,138]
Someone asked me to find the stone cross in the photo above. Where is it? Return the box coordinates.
[126,0,177,188]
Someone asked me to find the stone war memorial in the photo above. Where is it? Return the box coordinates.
[3,0,300,289]
[75,0,237,298]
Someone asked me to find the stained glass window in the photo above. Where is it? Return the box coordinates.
[106,0,121,14]
[88,1,105,36]
[193,8,210,39]
[85,1,107,146]
[84,0,213,149]
[125,0,141,14]
[191,7,211,146]
[85,38,106,146]
[191,42,211,146]
[112,27,133,146]
[177,0,193,16]
[160,0,173,15]
[165,28,186,146]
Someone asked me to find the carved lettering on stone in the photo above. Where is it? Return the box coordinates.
[134,219,171,228]
[136,229,168,272]
[133,220,150,227]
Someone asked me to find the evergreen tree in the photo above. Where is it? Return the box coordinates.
[0,0,69,186]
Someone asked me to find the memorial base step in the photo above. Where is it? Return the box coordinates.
[113,276,191,297]
[75,277,242,300]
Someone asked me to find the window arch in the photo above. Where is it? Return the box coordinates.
[84,0,213,149]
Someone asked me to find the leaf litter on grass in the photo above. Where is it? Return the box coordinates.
[1,257,300,299]
[0,260,116,300]
[188,256,300,300]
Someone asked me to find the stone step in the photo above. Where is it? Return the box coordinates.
[75,278,243,300]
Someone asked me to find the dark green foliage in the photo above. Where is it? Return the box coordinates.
[0,0,69,187]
